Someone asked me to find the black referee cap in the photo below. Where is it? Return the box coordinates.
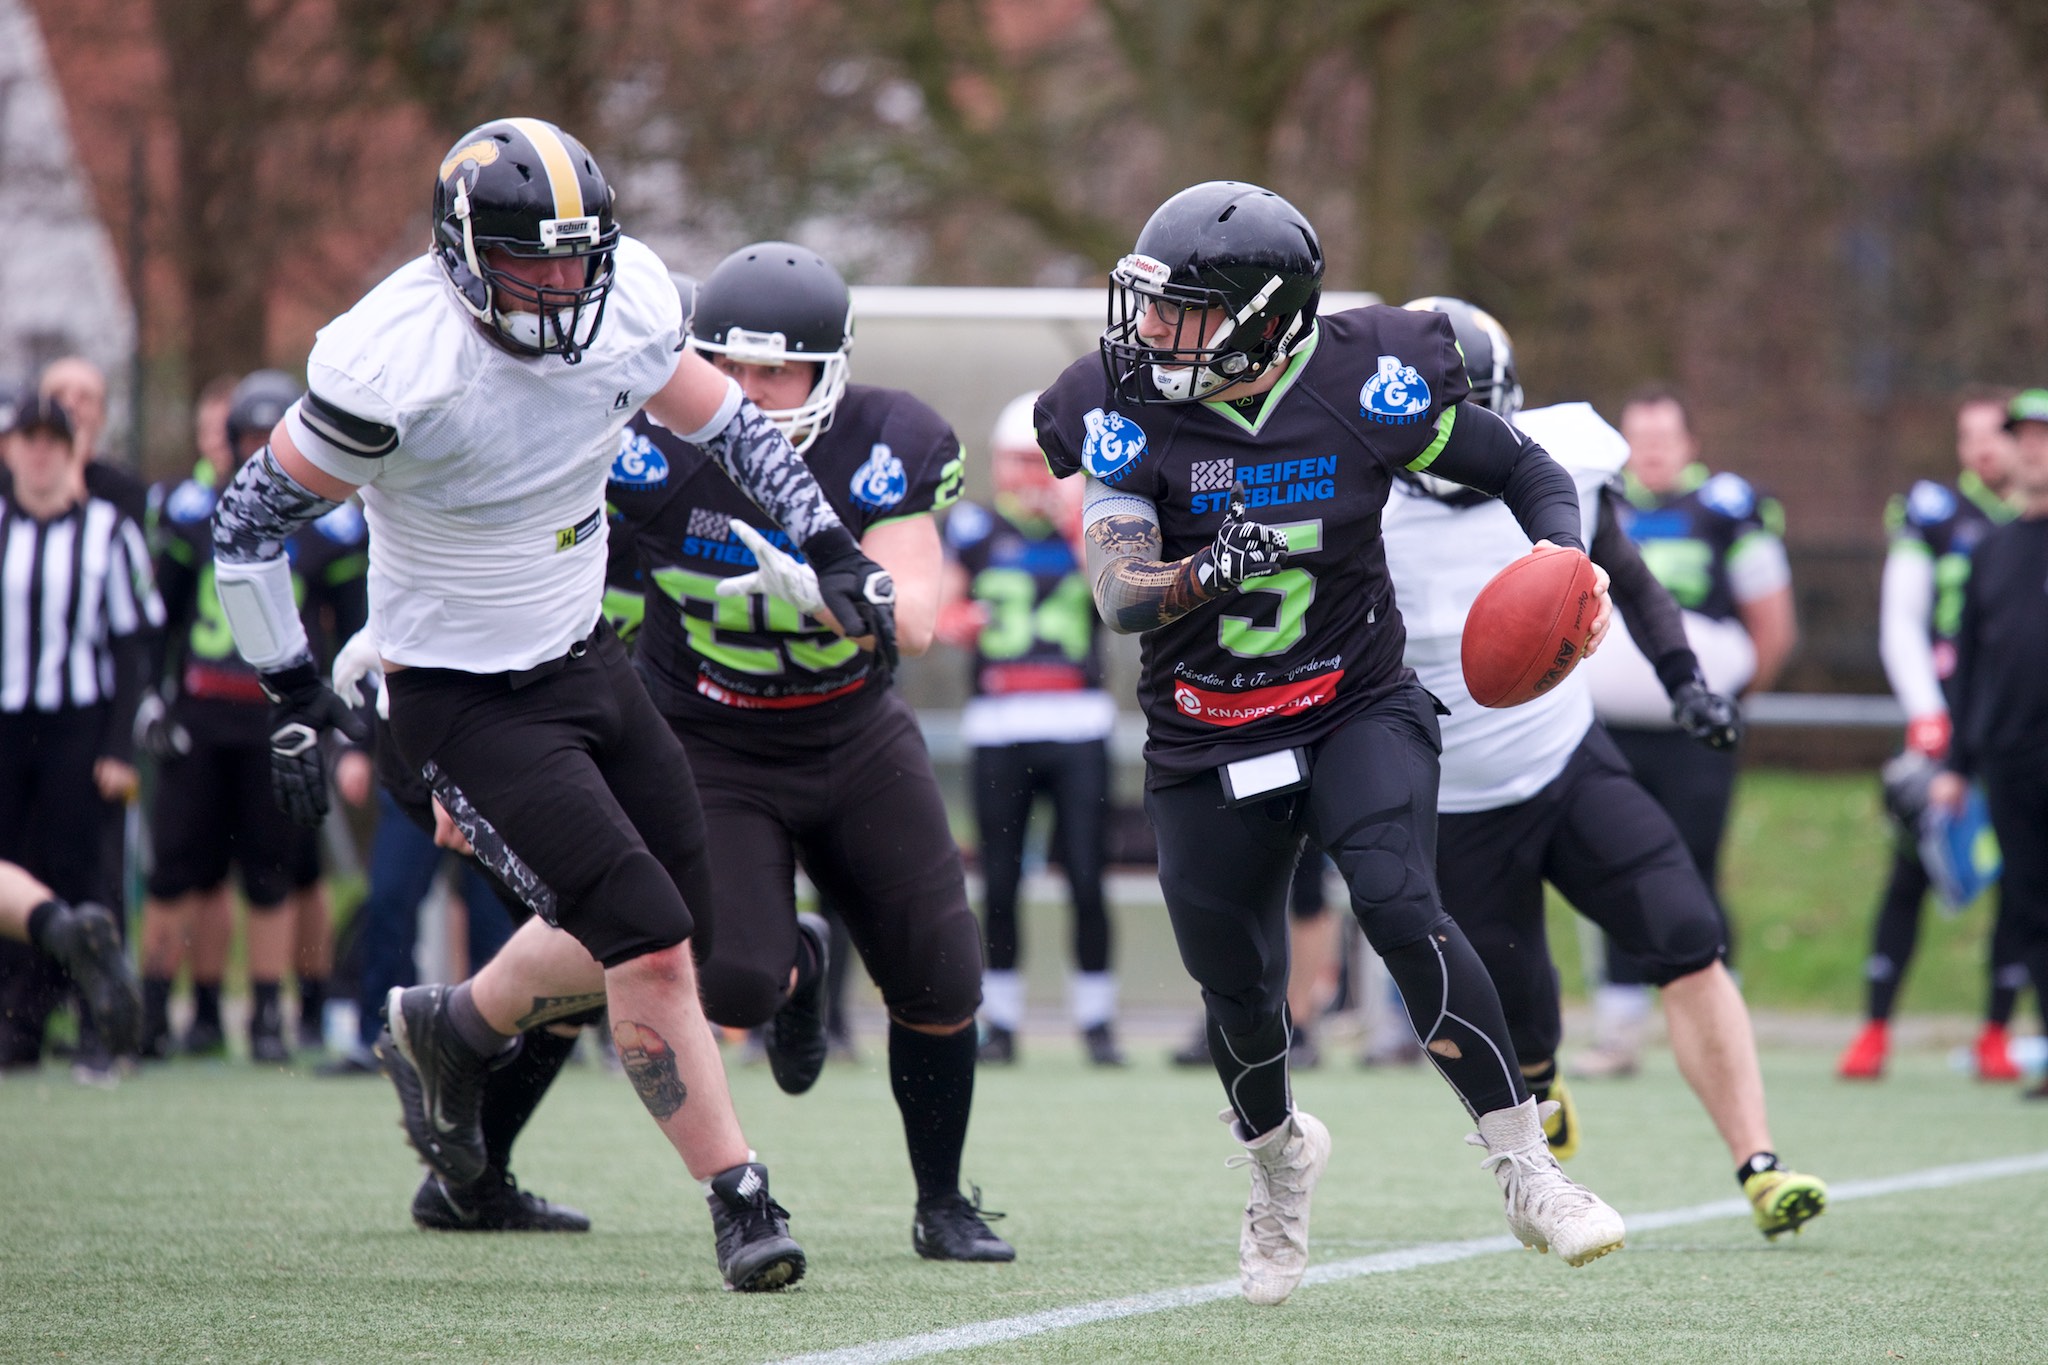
[6,393,74,441]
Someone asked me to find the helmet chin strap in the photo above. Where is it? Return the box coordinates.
[453,182,491,324]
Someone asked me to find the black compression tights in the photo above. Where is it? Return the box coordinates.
[1378,920,1527,1120]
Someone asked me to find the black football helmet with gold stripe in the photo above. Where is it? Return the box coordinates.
[432,117,620,363]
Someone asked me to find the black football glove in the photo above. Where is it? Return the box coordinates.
[1195,481,1290,593]
[1672,678,1743,750]
[132,686,191,759]
[260,659,368,828]
[804,525,899,676]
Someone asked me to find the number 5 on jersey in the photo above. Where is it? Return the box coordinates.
[1218,520,1322,659]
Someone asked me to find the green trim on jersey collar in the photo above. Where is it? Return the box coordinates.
[193,460,217,489]
[1405,407,1457,472]
[1960,468,2019,524]
[1201,326,1320,436]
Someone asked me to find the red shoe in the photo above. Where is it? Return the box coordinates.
[1838,1021,1888,1080]
[1975,1024,2021,1082]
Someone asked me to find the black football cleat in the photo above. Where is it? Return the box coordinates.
[1082,1022,1127,1067]
[763,913,830,1096]
[705,1162,806,1291]
[43,904,143,1058]
[249,1023,291,1065]
[180,1018,227,1059]
[412,1171,591,1233]
[913,1188,1016,1262]
[380,985,505,1186]
[978,1024,1016,1065]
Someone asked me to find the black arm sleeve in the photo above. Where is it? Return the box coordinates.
[1421,403,1584,552]
[1947,568,1981,779]
[1592,483,1700,696]
[99,631,150,762]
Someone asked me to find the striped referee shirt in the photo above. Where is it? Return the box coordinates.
[0,488,165,715]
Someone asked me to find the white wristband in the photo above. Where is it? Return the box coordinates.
[213,555,310,670]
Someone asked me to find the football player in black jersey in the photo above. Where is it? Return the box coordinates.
[938,390,1122,1068]
[1576,385,1797,1078]
[137,371,369,1063]
[1842,388,2027,1081]
[1036,181,1626,1304]
[1932,388,2048,1101]
[608,242,1011,1263]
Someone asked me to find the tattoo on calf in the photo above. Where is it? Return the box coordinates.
[1084,513,1215,633]
[613,1020,688,1119]
[514,992,609,1032]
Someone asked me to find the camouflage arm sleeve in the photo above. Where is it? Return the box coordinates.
[210,448,343,670]
[689,383,847,549]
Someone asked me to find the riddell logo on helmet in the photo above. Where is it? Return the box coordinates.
[1118,254,1173,288]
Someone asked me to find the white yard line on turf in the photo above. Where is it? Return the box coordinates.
[773,1150,2048,1365]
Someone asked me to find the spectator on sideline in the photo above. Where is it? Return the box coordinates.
[0,394,162,1074]
[1935,388,2048,1102]
[136,372,367,1062]
[1841,388,2028,1081]
[1578,385,1795,1077]
[940,390,1122,1067]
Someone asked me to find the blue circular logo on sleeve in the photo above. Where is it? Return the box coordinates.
[1358,355,1431,425]
[610,429,670,486]
[851,443,909,511]
[1081,408,1147,482]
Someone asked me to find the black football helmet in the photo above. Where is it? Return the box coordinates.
[687,242,852,454]
[432,117,619,364]
[1100,181,1323,404]
[1402,296,1522,420]
[224,369,303,456]
[1392,296,1520,506]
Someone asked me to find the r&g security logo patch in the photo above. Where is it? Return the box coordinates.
[851,443,908,511]
[1359,355,1431,425]
[611,429,670,486]
[1081,408,1147,482]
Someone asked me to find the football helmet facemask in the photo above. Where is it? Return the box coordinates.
[432,117,620,364]
[687,242,852,455]
[1101,181,1323,404]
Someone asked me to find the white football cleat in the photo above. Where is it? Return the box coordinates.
[1469,1098,1625,1266]
[1223,1108,1332,1305]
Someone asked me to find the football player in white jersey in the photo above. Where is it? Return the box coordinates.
[207,118,896,1292]
[1384,297,1828,1239]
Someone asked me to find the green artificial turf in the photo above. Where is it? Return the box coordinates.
[3,1042,2044,1362]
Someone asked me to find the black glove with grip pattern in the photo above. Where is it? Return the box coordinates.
[803,524,899,677]
[1672,678,1743,750]
[260,659,368,828]
[1195,481,1290,593]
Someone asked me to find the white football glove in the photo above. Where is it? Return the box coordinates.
[330,625,388,719]
[715,519,824,616]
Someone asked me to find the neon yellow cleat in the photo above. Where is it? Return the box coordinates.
[1538,1076,1581,1161]
[1744,1168,1828,1239]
